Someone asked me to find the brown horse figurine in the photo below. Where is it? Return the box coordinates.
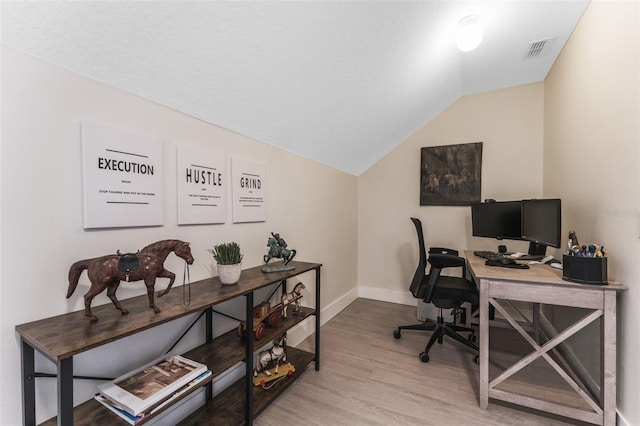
[67,239,194,322]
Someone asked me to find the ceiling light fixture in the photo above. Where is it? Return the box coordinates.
[457,15,483,52]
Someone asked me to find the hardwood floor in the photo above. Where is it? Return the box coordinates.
[255,298,589,426]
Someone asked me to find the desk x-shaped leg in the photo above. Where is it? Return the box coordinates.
[488,297,604,420]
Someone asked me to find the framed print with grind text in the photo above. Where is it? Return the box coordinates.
[420,142,482,206]
[231,158,266,223]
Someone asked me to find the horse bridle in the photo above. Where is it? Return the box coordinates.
[182,261,191,306]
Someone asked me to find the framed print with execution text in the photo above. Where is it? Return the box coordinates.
[82,122,164,229]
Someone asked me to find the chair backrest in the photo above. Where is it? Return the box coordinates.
[409,217,465,303]
[409,218,428,299]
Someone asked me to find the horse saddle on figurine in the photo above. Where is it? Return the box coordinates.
[117,250,141,280]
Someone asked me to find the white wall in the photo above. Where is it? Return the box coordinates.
[0,48,358,425]
[543,1,640,425]
[2,1,638,424]
[358,83,545,304]
[358,1,639,424]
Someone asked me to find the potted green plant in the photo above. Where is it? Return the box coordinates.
[208,242,243,285]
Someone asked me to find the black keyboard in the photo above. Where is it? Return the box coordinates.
[514,254,544,261]
[473,250,501,261]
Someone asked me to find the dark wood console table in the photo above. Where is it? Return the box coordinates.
[16,261,321,426]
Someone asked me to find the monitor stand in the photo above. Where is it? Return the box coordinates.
[524,241,546,261]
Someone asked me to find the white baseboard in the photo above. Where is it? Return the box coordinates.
[357,286,417,307]
[209,287,360,394]
[617,411,630,426]
[357,286,474,325]
[287,287,359,346]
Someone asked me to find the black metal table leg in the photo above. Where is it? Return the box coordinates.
[245,292,254,425]
[21,339,36,426]
[315,267,321,371]
[206,307,213,400]
[58,357,73,426]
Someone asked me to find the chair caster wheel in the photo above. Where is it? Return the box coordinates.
[393,330,401,339]
[468,333,477,343]
[419,352,429,362]
[473,355,479,365]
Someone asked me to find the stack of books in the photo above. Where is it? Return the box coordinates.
[95,353,210,425]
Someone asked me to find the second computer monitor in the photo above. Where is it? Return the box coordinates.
[521,198,562,256]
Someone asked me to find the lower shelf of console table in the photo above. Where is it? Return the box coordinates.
[181,347,315,425]
[41,347,314,426]
[17,261,321,426]
[40,308,316,426]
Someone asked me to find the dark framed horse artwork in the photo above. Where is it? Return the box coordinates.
[67,239,194,322]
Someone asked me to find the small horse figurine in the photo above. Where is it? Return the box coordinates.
[254,334,287,377]
[281,282,305,318]
[263,232,296,266]
[67,239,194,322]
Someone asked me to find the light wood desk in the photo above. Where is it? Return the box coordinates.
[464,251,625,426]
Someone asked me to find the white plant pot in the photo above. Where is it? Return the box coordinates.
[217,263,242,285]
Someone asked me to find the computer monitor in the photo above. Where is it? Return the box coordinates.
[521,198,562,257]
[471,200,523,241]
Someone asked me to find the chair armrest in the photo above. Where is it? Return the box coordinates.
[428,253,465,269]
[429,247,459,256]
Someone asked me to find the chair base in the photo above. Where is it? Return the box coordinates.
[420,316,478,362]
[394,314,478,363]
[393,318,436,338]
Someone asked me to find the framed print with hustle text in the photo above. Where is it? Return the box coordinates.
[176,145,226,225]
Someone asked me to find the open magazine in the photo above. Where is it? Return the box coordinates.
[98,354,208,417]
[96,370,212,424]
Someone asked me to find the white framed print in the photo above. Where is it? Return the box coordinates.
[81,122,164,229]
[176,145,226,225]
[231,158,266,223]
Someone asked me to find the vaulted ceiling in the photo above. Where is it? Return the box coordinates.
[2,1,588,175]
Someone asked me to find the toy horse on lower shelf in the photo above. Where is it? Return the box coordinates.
[66,239,194,322]
[254,334,287,377]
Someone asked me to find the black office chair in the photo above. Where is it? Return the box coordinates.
[393,217,479,363]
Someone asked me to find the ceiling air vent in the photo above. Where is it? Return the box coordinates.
[524,37,555,59]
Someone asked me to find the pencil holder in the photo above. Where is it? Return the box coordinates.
[562,254,608,285]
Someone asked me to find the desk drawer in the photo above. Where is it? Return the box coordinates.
[485,280,605,309]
